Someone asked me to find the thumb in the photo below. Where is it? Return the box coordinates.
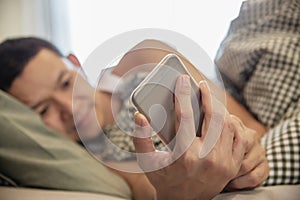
[133,112,156,153]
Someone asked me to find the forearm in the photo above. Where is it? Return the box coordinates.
[112,39,175,77]
[112,39,267,136]
[225,92,267,137]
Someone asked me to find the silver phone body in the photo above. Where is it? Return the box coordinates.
[131,54,204,147]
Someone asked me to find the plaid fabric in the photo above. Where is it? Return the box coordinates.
[215,0,300,185]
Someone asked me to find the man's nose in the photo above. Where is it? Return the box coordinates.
[53,93,73,121]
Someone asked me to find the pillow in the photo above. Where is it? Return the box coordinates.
[0,90,131,199]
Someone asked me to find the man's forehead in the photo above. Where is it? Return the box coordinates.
[8,49,67,105]
[20,52,64,83]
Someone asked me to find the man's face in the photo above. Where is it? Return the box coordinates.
[9,49,100,141]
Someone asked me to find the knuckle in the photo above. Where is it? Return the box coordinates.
[247,173,261,188]
[181,153,198,173]
[227,180,239,189]
[202,152,217,168]
[239,133,248,147]
[243,137,249,148]
[248,164,269,188]
[240,162,250,174]
[205,154,238,181]
[248,134,255,145]
[223,119,230,128]
[223,120,234,138]
[225,118,234,129]
[179,108,194,121]
[223,165,236,179]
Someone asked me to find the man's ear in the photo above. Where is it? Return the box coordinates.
[67,53,81,68]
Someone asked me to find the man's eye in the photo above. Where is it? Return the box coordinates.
[61,73,73,89]
[39,106,49,116]
[62,80,70,88]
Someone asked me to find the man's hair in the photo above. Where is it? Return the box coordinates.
[0,37,63,91]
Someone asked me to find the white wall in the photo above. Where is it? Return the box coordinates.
[0,0,23,42]
[67,0,244,62]
[0,0,70,54]
[0,0,244,64]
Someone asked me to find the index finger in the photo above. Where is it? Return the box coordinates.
[173,75,196,156]
[198,81,227,158]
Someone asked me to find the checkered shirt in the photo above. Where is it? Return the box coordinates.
[215,0,300,185]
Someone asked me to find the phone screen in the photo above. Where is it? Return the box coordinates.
[131,54,204,148]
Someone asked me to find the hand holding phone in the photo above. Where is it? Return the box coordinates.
[131,54,204,148]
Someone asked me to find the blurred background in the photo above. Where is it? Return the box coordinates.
[0,0,243,65]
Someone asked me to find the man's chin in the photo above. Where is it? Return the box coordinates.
[75,125,102,142]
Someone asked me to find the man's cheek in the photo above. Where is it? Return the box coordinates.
[44,117,67,136]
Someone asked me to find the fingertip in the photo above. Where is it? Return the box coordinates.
[198,80,208,89]
[198,80,210,99]
[198,80,212,117]
[175,74,191,96]
[134,112,149,127]
[133,112,153,140]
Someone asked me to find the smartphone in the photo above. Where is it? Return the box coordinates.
[131,54,204,148]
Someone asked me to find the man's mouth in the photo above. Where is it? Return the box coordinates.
[74,107,93,131]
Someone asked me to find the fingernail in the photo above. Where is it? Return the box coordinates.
[181,75,190,86]
[198,80,207,87]
[134,113,152,138]
[134,112,147,127]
